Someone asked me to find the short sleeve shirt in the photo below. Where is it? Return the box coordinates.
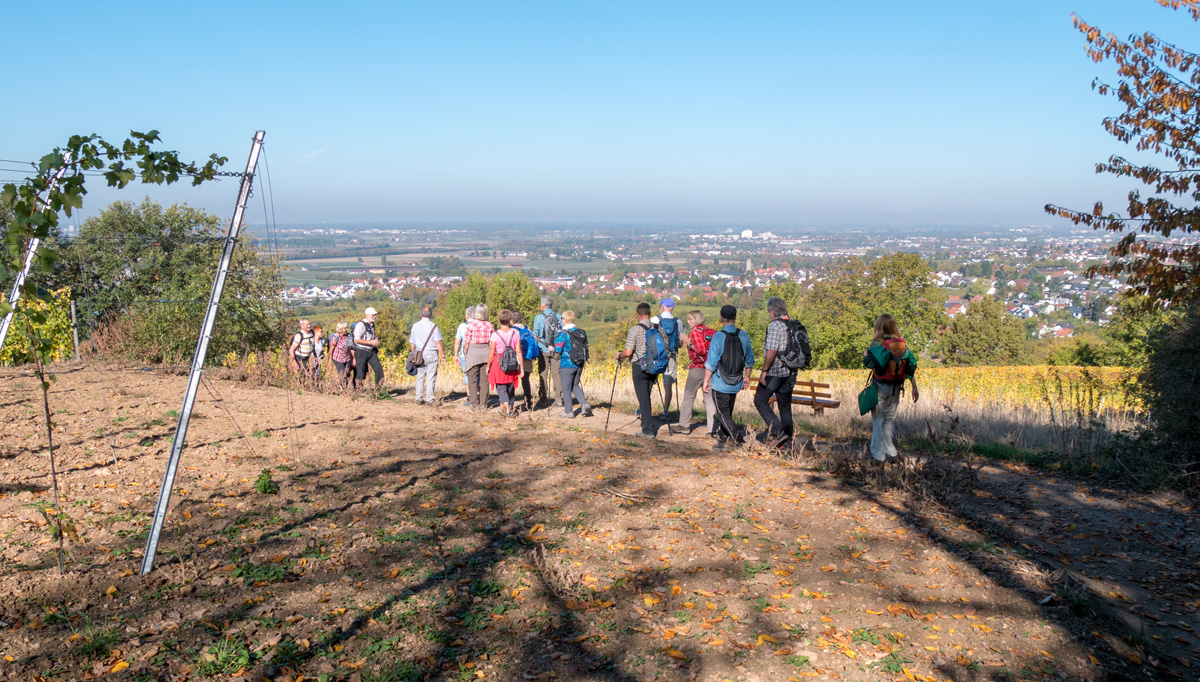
[764,318,793,377]
[624,320,652,362]
[410,318,442,362]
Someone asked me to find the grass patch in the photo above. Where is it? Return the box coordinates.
[195,637,251,677]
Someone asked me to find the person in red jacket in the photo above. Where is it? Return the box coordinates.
[670,310,717,435]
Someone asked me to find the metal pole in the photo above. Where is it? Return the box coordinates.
[69,300,81,361]
[141,131,265,575]
[0,157,70,357]
[0,238,41,353]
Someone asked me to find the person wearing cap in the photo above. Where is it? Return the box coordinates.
[352,307,384,392]
[702,305,754,451]
[650,298,680,420]
[614,302,658,439]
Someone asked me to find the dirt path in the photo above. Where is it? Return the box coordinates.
[0,365,1194,681]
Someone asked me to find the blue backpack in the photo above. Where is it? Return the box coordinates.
[638,323,671,374]
[518,326,541,361]
[659,317,681,354]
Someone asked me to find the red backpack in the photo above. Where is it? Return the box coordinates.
[688,326,716,366]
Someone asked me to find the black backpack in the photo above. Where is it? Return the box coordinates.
[777,319,811,371]
[717,330,746,385]
[567,327,589,367]
[498,330,521,375]
[540,310,562,348]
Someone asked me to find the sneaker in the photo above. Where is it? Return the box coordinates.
[668,425,686,435]
[712,441,728,451]
[581,407,594,418]
[556,413,575,419]
[634,431,655,439]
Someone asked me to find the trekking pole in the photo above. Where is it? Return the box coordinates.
[604,359,620,432]
[655,376,666,422]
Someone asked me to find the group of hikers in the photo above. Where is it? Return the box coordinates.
[287,296,919,458]
[287,306,385,391]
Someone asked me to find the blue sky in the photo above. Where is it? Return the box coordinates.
[1,1,1192,227]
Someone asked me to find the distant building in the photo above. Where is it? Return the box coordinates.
[740,229,754,239]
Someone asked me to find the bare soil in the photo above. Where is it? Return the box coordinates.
[1,364,1195,682]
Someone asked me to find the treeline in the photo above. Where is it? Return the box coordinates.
[1,197,288,364]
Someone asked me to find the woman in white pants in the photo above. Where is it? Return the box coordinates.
[862,314,919,462]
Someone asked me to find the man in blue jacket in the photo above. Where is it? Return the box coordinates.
[702,305,754,451]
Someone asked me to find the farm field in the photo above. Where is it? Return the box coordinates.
[1,364,1192,681]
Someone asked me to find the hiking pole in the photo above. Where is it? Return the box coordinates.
[604,359,620,432]
[655,376,666,421]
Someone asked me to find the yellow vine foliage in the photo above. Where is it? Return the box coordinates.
[0,288,75,366]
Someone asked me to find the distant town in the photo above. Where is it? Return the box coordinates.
[270,223,1155,339]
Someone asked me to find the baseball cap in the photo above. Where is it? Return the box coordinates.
[364,307,378,316]
[720,304,737,320]
[659,298,675,309]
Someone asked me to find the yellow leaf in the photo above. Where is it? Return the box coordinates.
[109,660,130,673]
[841,647,857,659]
[670,585,682,597]
[643,596,660,607]
[105,585,117,596]
[568,635,589,644]
[865,609,883,615]
[666,649,686,660]
[1089,655,1100,665]
[663,630,676,640]
[757,634,778,645]
[903,665,916,681]
[682,602,695,609]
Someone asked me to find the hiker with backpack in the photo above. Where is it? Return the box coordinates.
[532,296,564,411]
[862,314,919,462]
[702,305,754,451]
[462,304,495,412]
[754,296,811,449]
[511,311,540,412]
[615,302,670,439]
[670,310,716,435]
[487,309,524,416]
[554,310,594,419]
[352,307,385,392]
[311,325,326,383]
[328,321,354,387]
[650,299,681,420]
[454,307,475,389]
[408,306,445,406]
[288,318,317,380]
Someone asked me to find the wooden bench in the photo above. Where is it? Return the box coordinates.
[745,379,841,415]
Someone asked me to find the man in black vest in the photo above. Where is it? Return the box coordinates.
[352,307,384,392]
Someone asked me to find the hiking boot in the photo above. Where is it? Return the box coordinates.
[634,431,655,440]
[556,413,575,419]
[581,406,594,418]
[668,425,687,435]
[712,441,728,451]
[773,434,791,449]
